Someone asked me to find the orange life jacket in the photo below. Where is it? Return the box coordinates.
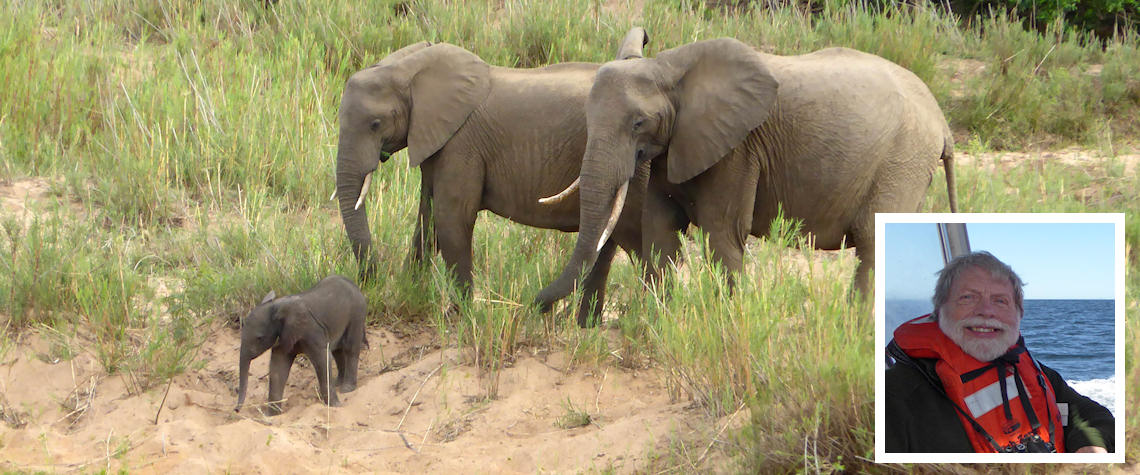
[890,314,1064,453]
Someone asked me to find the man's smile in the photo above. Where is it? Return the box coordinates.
[960,320,1010,341]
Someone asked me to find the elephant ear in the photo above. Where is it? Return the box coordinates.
[271,303,303,352]
[615,27,649,60]
[657,38,779,184]
[395,43,491,167]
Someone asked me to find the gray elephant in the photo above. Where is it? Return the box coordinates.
[536,38,958,325]
[234,275,367,416]
[334,29,648,320]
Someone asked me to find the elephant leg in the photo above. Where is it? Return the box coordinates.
[640,187,687,289]
[306,342,341,407]
[332,348,348,388]
[267,350,296,416]
[409,174,436,265]
[434,209,477,297]
[706,229,747,289]
[577,238,620,327]
[690,153,760,290]
[847,171,930,300]
[337,321,364,393]
[431,159,483,297]
[848,210,877,301]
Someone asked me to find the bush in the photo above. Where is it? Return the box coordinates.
[949,0,1140,39]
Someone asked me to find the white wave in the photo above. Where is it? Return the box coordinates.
[1066,376,1116,418]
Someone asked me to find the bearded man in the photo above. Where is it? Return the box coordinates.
[884,251,1114,453]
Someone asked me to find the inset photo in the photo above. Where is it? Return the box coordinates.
[874,213,1124,464]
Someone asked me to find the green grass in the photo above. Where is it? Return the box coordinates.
[555,397,593,429]
[0,0,1138,472]
[613,217,873,470]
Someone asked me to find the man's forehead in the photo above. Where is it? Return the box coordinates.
[952,266,1014,291]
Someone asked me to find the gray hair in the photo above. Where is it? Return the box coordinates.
[931,251,1024,319]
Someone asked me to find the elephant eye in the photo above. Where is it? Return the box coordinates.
[370,119,382,132]
[632,118,645,132]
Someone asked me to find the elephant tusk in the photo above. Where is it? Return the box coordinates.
[329,189,337,201]
[596,181,628,252]
[538,177,580,205]
[354,172,373,210]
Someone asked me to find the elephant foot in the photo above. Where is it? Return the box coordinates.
[320,389,343,407]
[265,402,283,416]
[339,381,358,393]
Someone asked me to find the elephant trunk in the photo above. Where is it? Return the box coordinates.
[234,347,252,412]
[336,148,377,281]
[535,142,629,312]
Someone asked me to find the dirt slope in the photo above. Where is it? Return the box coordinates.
[0,324,703,473]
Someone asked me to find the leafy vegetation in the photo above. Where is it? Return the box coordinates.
[0,0,1136,472]
[948,0,1140,39]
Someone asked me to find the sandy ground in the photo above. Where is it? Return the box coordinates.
[0,325,709,474]
[953,145,1140,175]
[0,177,719,473]
[1,145,1135,473]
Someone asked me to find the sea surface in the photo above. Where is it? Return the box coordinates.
[885,299,1117,416]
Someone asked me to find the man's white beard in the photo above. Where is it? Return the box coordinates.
[939,314,1020,362]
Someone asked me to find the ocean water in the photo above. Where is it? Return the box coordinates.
[885,299,1117,416]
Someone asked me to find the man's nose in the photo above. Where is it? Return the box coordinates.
[974,295,998,316]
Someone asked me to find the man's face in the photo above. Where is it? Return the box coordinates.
[938,265,1022,361]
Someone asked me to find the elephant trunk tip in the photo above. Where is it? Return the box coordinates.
[234,387,246,412]
[236,353,250,414]
[534,287,561,313]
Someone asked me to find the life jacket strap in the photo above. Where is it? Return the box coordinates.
[887,340,1006,452]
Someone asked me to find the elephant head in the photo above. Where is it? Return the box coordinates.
[235,291,281,412]
[536,38,779,313]
[335,42,491,279]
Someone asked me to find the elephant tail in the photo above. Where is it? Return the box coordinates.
[941,134,958,213]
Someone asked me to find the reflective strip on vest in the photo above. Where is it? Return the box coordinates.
[964,375,1020,419]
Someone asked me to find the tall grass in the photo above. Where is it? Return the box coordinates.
[0,0,1137,472]
[621,218,872,470]
[2,216,84,328]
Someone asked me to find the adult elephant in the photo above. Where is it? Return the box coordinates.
[335,29,649,319]
[536,38,958,326]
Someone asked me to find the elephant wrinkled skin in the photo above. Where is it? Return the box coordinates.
[536,38,958,324]
[335,29,648,323]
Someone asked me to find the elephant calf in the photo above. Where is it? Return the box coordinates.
[234,275,367,416]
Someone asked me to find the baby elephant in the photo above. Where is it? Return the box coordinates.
[234,275,367,416]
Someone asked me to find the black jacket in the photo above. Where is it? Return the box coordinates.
[885,356,1115,453]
